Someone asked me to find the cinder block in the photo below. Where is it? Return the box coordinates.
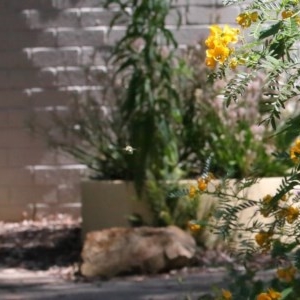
[171,25,209,45]
[0,30,56,50]
[3,0,56,10]
[57,67,87,86]
[175,0,216,6]
[56,151,78,165]
[32,47,80,67]
[0,71,10,89]
[58,184,81,203]
[26,9,80,29]
[0,12,29,30]
[0,90,30,109]
[33,165,85,185]
[0,186,10,203]
[57,28,105,46]
[80,46,111,66]
[215,6,241,24]
[0,168,35,186]
[0,204,28,222]
[0,150,8,167]
[0,50,31,69]
[54,0,106,9]
[0,129,45,148]
[166,7,185,26]
[7,110,29,129]
[80,8,128,27]
[105,28,126,45]
[29,89,78,107]
[8,148,57,167]
[186,6,216,24]
[86,66,107,85]
[9,68,57,89]
[10,185,59,205]
[0,111,10,128]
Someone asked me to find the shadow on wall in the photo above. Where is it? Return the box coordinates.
[0,0,114,221]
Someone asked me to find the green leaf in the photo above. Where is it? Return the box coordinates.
[280,287,293,299]
[259,21,282,39]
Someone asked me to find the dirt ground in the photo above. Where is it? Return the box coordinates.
[0,215,274,277]
[0,215,277,299]
[0,215,82,272]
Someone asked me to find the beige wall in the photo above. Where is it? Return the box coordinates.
[0,0,242,221]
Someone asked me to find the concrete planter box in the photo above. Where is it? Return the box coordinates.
[81,177,284,239]
[81,180,152,237]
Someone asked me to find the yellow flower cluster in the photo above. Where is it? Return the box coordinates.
[187,221,201,232]
[290,138,300,163]
[262,194,273,204]
[255,231,273,251]
[222,289,232,300]
[205,24,239,69]
[188,173,214,199]
[277,266,297,282]
[188,185,197,198]
[257,288,281,300]
[282,9,300,24]
[282,10,294,19]
[260,194,288,217]
[280,206,300,224]
[236,11,259,28]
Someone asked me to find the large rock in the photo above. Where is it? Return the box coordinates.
[81,226,196,278]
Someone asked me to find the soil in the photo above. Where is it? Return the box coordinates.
[0,215,82,271]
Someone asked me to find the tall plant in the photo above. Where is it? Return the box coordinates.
[105,0,184,196]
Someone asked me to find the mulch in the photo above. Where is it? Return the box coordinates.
[0,215,82,271]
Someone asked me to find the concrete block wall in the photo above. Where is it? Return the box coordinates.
[0,0,243,221]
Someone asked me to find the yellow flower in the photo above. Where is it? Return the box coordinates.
[257,288,281,300]
[206,25,239,48]
[281,194,288,201]
[282,10,294,19]
[197,178,207,191]
[205,36,217,49]
[263,194,273,204]
[260,194,274,217]
[236,12,251,28]
[250,11,259,22]
[222,25,240,44]
[209,24,223,37]
[229,57,238,69]
[255,231,273,249]
[277,266,296,282]
[205,57,217,69]
[188,185,197,198]
[267,288,281,299]
[187,221,201,232]
[257,293,271,300]
[222,289,232,300]
[236,11,259,28]
[205,24,239,68]
[290,138,300,163]
[206,44,230,64]
[285,206,299,224]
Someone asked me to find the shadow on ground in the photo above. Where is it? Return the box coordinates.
[0,222,82,270]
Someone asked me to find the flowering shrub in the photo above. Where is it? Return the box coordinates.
[178,44,290,179]
[186,0,300,299]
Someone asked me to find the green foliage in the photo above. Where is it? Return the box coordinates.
[106,0,184,197]
[195,0,300,298]
[27,67,133,181]
[178,45,290,178]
